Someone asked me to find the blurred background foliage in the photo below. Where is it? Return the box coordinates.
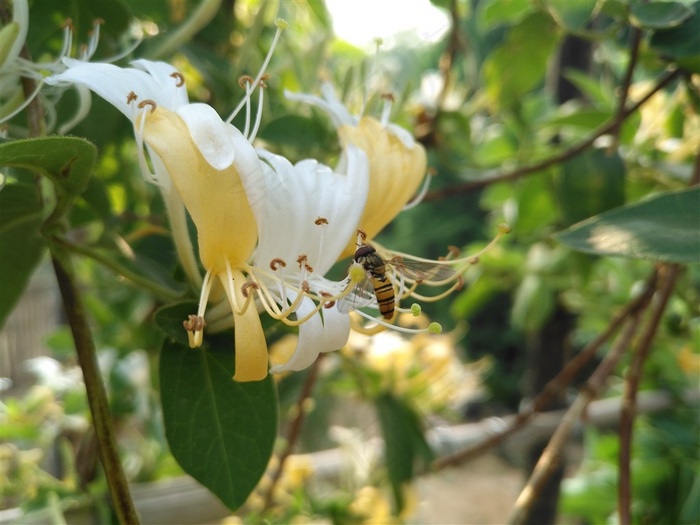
[1,0,698,523]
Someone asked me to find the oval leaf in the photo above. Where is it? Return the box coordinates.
[0,136,96,218]
[555,187,700,263]
[649,2,700,72]
[630,1,694,29]
[376,394,433,513]
[545,0,600,32]
[0,184,46,330]
[159,338,277,510]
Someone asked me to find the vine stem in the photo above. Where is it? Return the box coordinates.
[424,68,681,201]
[508,300,649,525]
[51,245,140,525]
[431,270,658,471]
[618,265,681,524]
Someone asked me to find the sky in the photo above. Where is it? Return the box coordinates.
[324,0,450,49]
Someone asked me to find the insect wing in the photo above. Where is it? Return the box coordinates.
[337,277,376,313]
[389,259,456,282]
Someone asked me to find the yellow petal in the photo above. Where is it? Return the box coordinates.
[226,270,268,382]
[338,117,426,257]
[142,107,258,273]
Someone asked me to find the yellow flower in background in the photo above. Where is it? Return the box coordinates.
[345,329,486,414]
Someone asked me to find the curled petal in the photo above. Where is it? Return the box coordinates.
[269,294,350,373]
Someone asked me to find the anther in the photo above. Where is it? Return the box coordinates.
[62,19,75,31]
[137,99,157,113]
[238,75,254,89]
[126,91,138,104]
[183,314,206,332]
[448,245,460,258]
[93,18,105,25]
[357,229,367,242]
[468,256,479,265]
[305,263,314,273]
[301,281,311,293]
[270,258,287,270]
[259,74,271,88]
[381,92,395,102]
[456,275,465,291]
[315,217,329,225]
[170,72,186,87]
[319,291,336,309]
[241,281,259,298]
[296,254,308,269]
[427,167,437,176]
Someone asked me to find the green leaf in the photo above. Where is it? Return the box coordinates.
[556,148,626,227]
[376,394,434,513]
[649,2,700,72]
[482,11,560,108]
[512,274,556,332]
[545,0,601,32]
[160,338,277,511]
[0,136,96,219]
[478,0,535,28]
[0,184,47,330]
[556,187,700,263]
[630,1,694,29]
[258,115,331,152]
[154,301,199,346]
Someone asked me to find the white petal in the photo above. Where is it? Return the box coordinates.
[284,82,357,128]
[386,122,417,149]
[269,292,351,373]
[254,146,369,275]
[46,60,187,119]
[318,303,351,352]
[131,59,190,108]
[176,103,236,170]
[269,295,323,373]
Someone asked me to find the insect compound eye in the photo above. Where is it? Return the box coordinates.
[354,245,375,262]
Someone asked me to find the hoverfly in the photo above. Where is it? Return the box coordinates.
[338,244,456,319]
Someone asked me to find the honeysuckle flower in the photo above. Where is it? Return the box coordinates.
[45,58,203,287]
[248,146,370,373]
[45,21,291,381]
[286,83,430,258]
[287,83,511,333]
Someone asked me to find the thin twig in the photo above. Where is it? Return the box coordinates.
[436,0,461,110]
[431,270,658,471]
[51,247,140,525]
[424,69,681,201]
[508,301,650,525]
[18,46,46,138]
[618,264,681,525]
[262,355,323,511]
[607,27,642,153]
[58,237,186,302]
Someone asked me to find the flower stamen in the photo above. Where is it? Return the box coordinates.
[137,99,157,113]
[170,71,186,87]
[270,258,287,270]
[226,19,287,124]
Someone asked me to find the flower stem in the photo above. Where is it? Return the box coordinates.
[50,244,140,525]
[59,237,185,302]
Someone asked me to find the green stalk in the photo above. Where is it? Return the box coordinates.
[50,244,140,525]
